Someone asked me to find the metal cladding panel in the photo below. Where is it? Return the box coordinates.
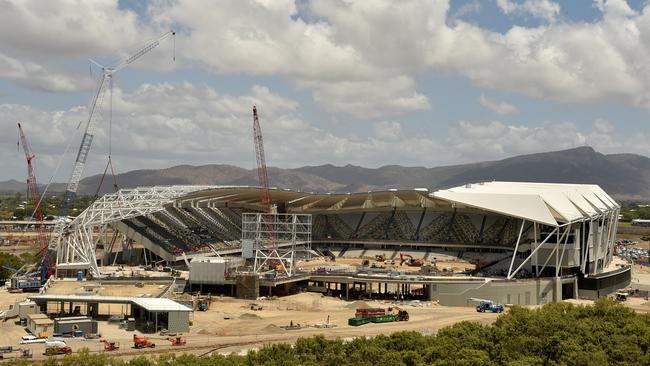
[242,240,254,258]
[167,311,189,333]
[189,261,226,284]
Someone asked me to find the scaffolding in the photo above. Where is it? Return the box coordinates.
[242,213,312,277]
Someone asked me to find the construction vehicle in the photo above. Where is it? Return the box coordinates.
[197,301,209,311]
[249,303,263,311]
[348,307,410,326]
[399,253,425,267]
[476,301,504,313]
[100,340,119,351]
[615,292,629,301]
[375,254,386,262]
[44,340,72,356]
[133,335,155,348]
[196,293,211,311]
[168,336,186,346]
[389,306,410,321]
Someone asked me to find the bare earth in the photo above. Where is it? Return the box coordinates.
[0,289,497,361]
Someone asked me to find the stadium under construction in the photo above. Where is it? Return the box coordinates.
[51,181,631,306]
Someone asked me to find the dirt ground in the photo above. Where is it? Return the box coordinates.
[1,263,649,362]
[0,290,498,361]
[296,257,475,273]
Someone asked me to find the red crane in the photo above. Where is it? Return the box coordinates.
[252,106,278,252]
[17,123,50,258]
[253,106,272,213]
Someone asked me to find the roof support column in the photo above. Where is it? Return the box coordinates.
[508,227,557,280]
[507,219,526,279]
[537,226,569,277]
[556,225,571,277]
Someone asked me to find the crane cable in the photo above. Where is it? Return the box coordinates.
[94,74,119,199]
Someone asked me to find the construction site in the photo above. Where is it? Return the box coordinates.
[0,29,644,361]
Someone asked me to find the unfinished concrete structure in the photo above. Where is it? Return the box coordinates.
[54,182,628,305]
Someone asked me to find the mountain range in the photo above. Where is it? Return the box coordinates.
[2,146,649,200]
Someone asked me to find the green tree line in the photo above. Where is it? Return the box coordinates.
[12,298,650,366]
[0,194,94,220]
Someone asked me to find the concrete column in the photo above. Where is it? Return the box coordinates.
[553,277,562,302]
[345,283,349,300]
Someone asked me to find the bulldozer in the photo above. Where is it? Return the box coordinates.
[133,335,155,349]
[399,253,424,267]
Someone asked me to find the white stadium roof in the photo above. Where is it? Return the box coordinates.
[432,182,619,227]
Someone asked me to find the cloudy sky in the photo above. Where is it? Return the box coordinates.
[1,0,650,183]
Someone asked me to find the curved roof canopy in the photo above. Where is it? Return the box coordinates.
[431,182,619,226]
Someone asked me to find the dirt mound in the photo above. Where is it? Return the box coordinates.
[345,301,373,309]
[239,313,262,320]
[197,329,212,335]
[262,324,285,333]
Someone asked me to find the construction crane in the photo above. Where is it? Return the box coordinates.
[49,30,176,280]
[253,106,272,214]
[253,106,289,274]
[60,30,176,215]
[17,123,49,257]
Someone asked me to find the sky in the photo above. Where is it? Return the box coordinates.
[1,0,650,183]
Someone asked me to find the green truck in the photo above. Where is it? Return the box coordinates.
[348,308,409,326]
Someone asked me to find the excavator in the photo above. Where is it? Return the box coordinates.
[399,253,425,267]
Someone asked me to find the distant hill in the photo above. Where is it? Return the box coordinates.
[2,147,649,200]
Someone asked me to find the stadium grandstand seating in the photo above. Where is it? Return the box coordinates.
[355,212,392,239]
[152,210,201,247]
[205,207,241,240]
[123,217,186,254]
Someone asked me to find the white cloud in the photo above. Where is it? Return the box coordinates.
[593,118,615,134]
[0,53,91,92]
[0,0,170,93]
[5,0,650,112]
[478,94,519,115]
[496,0,561,22]
[306,76,431,118]
[373,121,403,141]
[0,81,439,181]
[1,82,645,183]
[448,120,586,161]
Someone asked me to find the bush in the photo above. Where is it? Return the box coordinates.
[22,298,650,366]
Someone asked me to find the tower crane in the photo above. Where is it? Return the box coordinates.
[60,29,176,214]
[17,123,49,256]
[49,30,175,280]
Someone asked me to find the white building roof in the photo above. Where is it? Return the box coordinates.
[432,182,619,226]
[131,297,192,312]
[29,294,192,312]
